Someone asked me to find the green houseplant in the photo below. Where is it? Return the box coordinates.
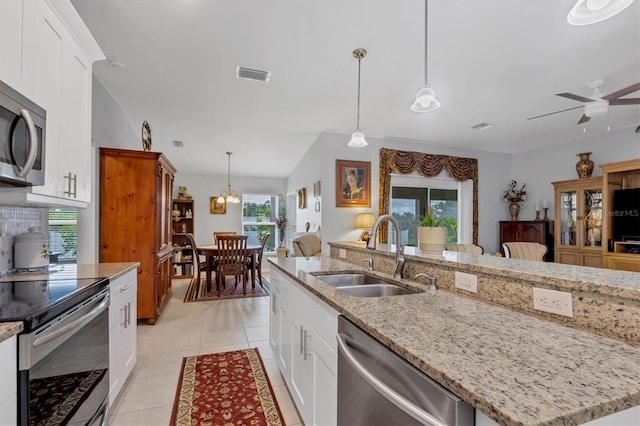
[417,213,457,253]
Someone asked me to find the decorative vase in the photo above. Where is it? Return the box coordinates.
[576,152,594,178]
[417,227,446,253]
[278,229,286,248]
[509,202,520,221]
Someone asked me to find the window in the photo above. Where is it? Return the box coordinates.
[48,209,77,262]
[390,174,473,246]
[241,194,278,252]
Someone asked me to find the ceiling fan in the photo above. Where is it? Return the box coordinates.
[527,79,640,124]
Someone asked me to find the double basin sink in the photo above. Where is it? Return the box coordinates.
[313,273,421,297]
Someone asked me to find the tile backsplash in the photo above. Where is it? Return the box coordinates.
[0,207,43,235]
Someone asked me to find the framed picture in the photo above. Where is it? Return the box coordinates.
[336,159,371,207]
[298,188,307,209]
[210,197,226,214]
[313,181,321,197]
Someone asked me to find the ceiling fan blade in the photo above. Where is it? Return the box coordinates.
[602,82,640,101]
[556,93,594,103]
[577,114,590,124]
[609,98,640,105]
[526,106,583,120]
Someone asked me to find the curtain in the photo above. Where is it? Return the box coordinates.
[379,148,479,244]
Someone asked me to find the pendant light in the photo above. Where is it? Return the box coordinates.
[411,0,440,113]
[217,152,240,204]
[567,0,634,25]
[348,48,368,148]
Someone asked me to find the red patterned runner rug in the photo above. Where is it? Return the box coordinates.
[170,348,285,426]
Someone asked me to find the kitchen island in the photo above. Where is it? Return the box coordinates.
[268,254,640,425]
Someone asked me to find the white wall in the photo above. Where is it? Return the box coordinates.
[287,132,512,254]
[77,76,139,263]
[174,172,286,246]
[511,127,640,222]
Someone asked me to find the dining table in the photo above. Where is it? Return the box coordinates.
[196,244,263,293]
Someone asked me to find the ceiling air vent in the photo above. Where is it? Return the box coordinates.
[236,66,271,82]
[470,122,495,130]
[172,140,184,148]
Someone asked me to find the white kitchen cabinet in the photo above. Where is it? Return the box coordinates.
[0,335,17,425]
[108,269,138,407]
[0,0,104,208]
[0,0,36,99]
[269,271,290,377]
[269,267,338,426]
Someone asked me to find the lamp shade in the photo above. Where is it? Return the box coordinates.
[355,213,375,229]
[584,99,609,117]
[411,85,441,112]
[348,130,368,148]
[567,0,634,25]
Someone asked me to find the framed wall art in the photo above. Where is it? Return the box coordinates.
[313,181,321,197]
[336,159,371,207]
[210,197,226,214]
[298,188,307,209]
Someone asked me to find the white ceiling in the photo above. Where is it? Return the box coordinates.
[70,0,640,178]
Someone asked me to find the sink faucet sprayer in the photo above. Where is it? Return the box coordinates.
[415,273,437,294]
[366,214,405,279]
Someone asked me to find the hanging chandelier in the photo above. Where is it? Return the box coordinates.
[348,48,368,148]
[411,0,440,112]
[217,152,240,204]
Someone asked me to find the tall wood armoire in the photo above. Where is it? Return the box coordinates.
[99,148,176,324]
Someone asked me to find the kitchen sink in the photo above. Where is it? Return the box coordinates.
[314,273,386,287]
[336,284,417,297]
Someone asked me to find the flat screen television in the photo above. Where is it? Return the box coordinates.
[612,188,640,241]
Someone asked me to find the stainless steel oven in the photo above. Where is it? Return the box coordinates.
[0,277,109,425]
[0,79,46,187]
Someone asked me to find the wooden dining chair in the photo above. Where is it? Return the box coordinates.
[502,242,547,261]
[215,235,249,296]
[214,231,237,244]
[184,233,208,296]
[249,232,270,287]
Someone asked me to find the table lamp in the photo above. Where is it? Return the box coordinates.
[355,213,375,242]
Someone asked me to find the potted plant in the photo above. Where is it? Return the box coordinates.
[275,199,288,258]
[417,212,457,253]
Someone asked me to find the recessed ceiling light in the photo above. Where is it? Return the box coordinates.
[172,140,184,147]
[470,122,495,130]
[108,59,127,70]
[236,66,271,82]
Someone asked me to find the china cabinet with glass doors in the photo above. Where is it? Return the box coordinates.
[552,176,603,267]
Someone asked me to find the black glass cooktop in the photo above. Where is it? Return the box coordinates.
[0,277,109,331]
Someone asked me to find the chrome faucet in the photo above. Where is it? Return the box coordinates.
[415,273,437,294]
[367,214,405,279]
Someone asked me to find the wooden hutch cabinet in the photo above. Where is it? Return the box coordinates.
[601,159,640,272]
[552,176,603,267]
[499,220,554,261]
[99,148,176,324]
[171,198,195,278]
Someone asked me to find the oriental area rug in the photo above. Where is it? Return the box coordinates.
[30,369,106,426]
[170,348,285,426]
[183,276,270,302]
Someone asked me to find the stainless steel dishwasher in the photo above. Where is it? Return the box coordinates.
[337,316,474,426]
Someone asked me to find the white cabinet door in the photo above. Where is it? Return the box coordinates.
[311,331,337,426]
[288,315,313,421]
[268,273,280,358]
[0,0,35,97]
[0,335,17,425]
[108,269,138,407]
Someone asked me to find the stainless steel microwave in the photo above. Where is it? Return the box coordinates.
[0,79,45,186]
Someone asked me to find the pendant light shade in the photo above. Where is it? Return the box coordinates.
[218,152,240,203]
[348,48,368,148]
[567,0,634,25]
[412,0,440,113]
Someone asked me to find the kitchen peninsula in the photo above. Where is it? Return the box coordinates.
[268,248,640,425]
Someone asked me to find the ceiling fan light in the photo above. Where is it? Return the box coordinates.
[348,130,368,148]
[567,0,634,25]
[584,99,609,117]
[411,86,441,112]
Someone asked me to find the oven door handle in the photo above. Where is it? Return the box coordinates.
[33,295,109,348]
[336,333,446,426]
[15,108,39,177]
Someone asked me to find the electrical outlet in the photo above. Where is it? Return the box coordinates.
[339,249,346,258]
[533,287,573,318]
[455,271,478,293]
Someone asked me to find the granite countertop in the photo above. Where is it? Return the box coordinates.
[0,322,23,342]
[268,256,640,426]
[0,262,140,283]
[330,241,640,301]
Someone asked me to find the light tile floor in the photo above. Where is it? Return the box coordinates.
[109,266,303,425]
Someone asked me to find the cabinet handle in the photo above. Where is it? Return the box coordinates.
[299,325,304,355]
[120,283,134,292]
[127,302,131,326]
[121,305,127,328]
[15,109,38,177]
[64,173,77,198]
[303,330,311,361]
